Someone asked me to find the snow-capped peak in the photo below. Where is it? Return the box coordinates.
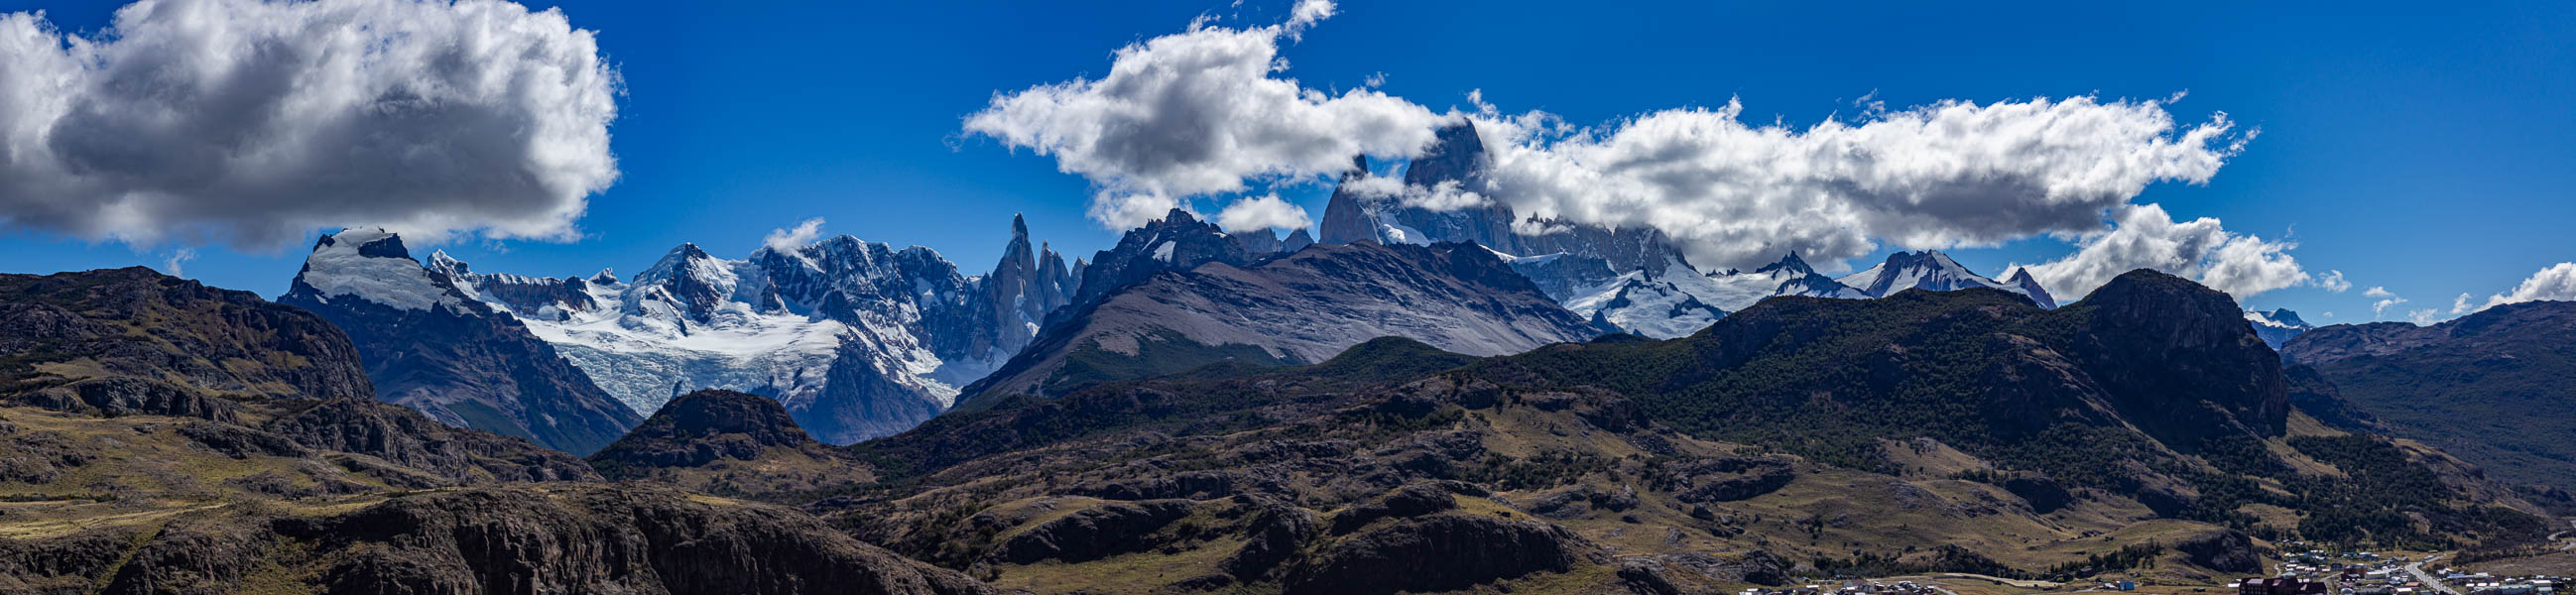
[1752,251,1816,277]
[2245,308,2312,329]
[1842,250,1999,296]
[290,228,469,312]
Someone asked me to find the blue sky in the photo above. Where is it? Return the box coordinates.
[2,0,2571,324]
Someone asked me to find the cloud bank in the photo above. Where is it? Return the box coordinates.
[961,5,1442,228]
[1213,193,1310,232]
[763,217,826,252]
[2464,262,2576,313]
[2009,203,2307,299]
[968,1,2308,298]
[0,0,620,249]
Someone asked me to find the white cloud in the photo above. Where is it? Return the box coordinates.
[2366,287,2406,318]
[763,217,826,252]
[2318,270,2350,293]
[0,0,620,249]
[962,5,1443,228]
[2408,308,2440,326]
[2321,311,2335,319]
[2009,203,2306,299]
[1341,176,1489,211]
[161,247,196,278]
[1473,95,2249,272]
[969,6,2276,282]
[2453,293,2475,314]
[1285,0,1335,35]
[2468,262,2576,312]
[1213,193,1310,232]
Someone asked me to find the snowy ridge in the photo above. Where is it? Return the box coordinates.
[1839,250,2053,307]
[1514,250,1873,338]
[294,228,469,311]
[390,218,1077,443]
[2245,308,2313,349]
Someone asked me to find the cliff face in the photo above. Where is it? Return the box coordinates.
[281,230,641,455]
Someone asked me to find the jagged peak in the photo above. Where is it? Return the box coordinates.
[1153,207,1202,228]
[591,268,619,285]
[1011,212,1029,239]
[426,249,469,277]
[313,227,412,261]
[1753,250,1815,276]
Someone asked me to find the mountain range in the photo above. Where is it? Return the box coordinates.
[5,260,2570,593]
[2281,301,2576,489]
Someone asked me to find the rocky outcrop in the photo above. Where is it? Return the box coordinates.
[0,267,373,404]
[13,377,238,421]
[1656,456,1797,504]
[1286,514,1599,595]
[988,499,1195,565]
[2061,270,2290,446]
[0,485,996,595]
[584,389,869,496]
[266,396,599,483]
[591,389,834,471]
[2175,529,2262,573]
[2000,472,2074,514]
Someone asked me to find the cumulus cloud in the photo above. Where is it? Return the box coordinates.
[2007,203,2306,299]
[2465,262,2576,313]
[1285,0,1335,34]
[763,217,826,252]
[2366,287,2406,318]
[1473,95,2249,272]
[2453,293,2475,314]
[0,0,620,249]
[962,1,1443,228]
[161,247,196,278]
[967,2,2287,290]
[1341,176,1489,211]
[2408,308,2440,326]
[2318,270,2350,293]
[1213,194,1310,232]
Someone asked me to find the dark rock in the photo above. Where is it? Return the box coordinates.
[1660,457,1796,504]
[1329,482,1466,535]
[989,499,1194,564]
[178,421,310,459]
[0,267,375,404]
[1285,514,1597,595]
[266,485,997,595]
[18,377,237,421]
[2176,529,2262,573]
[0,430,90,484]
[1065,470,1241,501]
[1220,496,1322,580]
[267,397,598,483]
[2000,472,2073,514]
[589,389,838,475]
